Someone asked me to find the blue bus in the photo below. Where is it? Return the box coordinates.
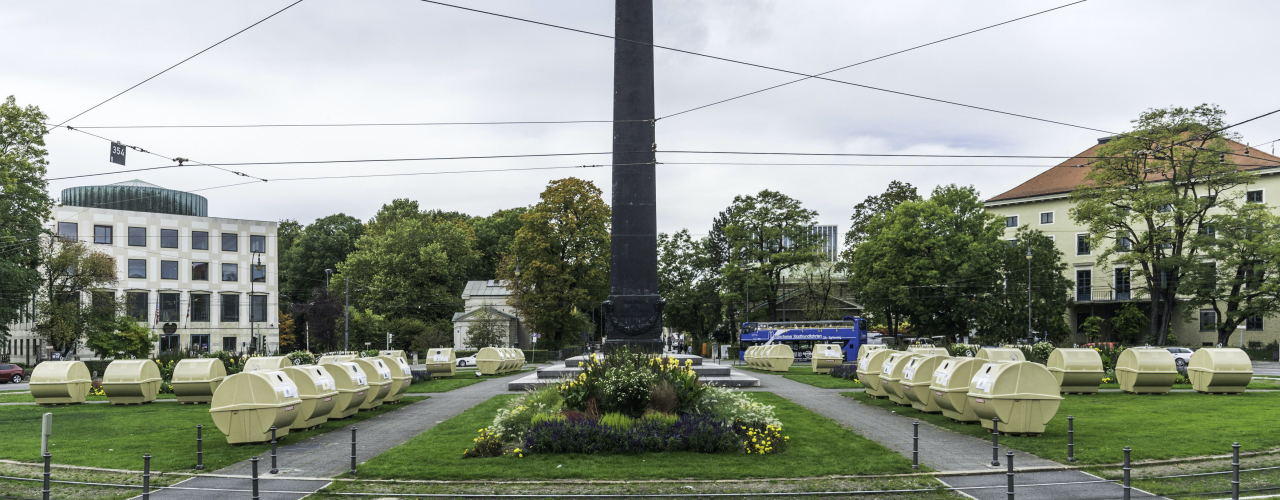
[739,317,869,362]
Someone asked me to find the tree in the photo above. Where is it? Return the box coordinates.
[0,96,53,342]
[293,287,343,352]
[849,185,1003,340]
[276,218,303,304]
[32,237,119,357]
[794,262,842,321]
[465,304,509,348]
[1182,202,1280,346]
[343,307,386,351]
[407,318,453,351]
[1080,316,1105,344]
[841,180,921,262]
[720,189,824,322]
[470,207,528,280]
[281,214,364,302]
[657,230,723,347]
[498,178,610,350]
[84,313,158,360]
[705,211,736,341]
[973,226,1074,344]
[1070,104,1252,345]
[277,311,297,350]
[1111,302,1148,345]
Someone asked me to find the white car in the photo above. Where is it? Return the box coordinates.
[456,355,477,368]
[1166,347,1194,369]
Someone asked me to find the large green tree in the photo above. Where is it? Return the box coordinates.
[974,226,1074,344]
[0,96,53,342]
[32,237,119,357]
[1182,202,1280,346]
[719,190,824,323]
[470,207,528,280]
[657,229,724,348]
[499,178,610,349]
[465,304,509,348]
[281,213,364,301]
[1070,104,1252,345]
[841,180,921,262]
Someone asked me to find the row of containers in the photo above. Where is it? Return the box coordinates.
[742,343,848,373]
[28,350,415,444]
[423,347,526,375]
[849,345,1255,435]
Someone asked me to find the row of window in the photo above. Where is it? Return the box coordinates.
[158,335,264,353]
[1200,311,1263,331]
[57,223,266,252]
[125,260,265,282]
[109,291,269,322]
[1004,190,1266,229]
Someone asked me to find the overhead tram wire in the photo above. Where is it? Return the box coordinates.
[50,124,269,182]
[658,0,1089,121]
[64,119,644,129]
[52,0,306,127]
[418,0,1115,135]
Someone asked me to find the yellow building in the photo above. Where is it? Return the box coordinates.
[984,138,1280,347]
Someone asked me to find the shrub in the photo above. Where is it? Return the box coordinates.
[641,411,678,427]
[489,386,563,441]
[410,370,432,384]
[648,381,678,414]
[360,349,380,358]
[463,428,506,458]
[737,422,788,455]
[829,363,858,380]
[286,351,316,366]
[600,412,635,429]
[692,386,781,429]
[521,414,740,455]
[599,365,655,417]
[201,351,246,375]
[948,344,980,357]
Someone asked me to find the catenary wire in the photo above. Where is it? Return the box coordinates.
[63,119,645,129]
[53,124,269,182]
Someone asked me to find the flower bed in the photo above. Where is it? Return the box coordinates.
[464,349,787,458]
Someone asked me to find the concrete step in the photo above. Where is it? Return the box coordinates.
[535,364,730,379]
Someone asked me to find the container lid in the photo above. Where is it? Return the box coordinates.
[102,359,163,384]
[173,358,228,383]
[30,361,92,385]
[1117,348,1178,373]
[244,356,290,372]
[1046,348,1104,373]
[320,362,368,390]
[281,366,339,398]
[210,371,302,412]
[968,361,1061,400]
[859,349,895,373]
[976,348,1026,362]
[931,357,983,391]
[1188,348,1254,373]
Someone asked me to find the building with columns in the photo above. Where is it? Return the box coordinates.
[4,180,279,364]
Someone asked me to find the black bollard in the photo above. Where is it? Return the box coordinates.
[912,421,919,470]
[251,456,260,500]
[142,453,151,500]
[1006,451,1014,500]
[1233,442,1240,500]
[991,417,1001,466]
[1067,415,1076,462]
[196,424,204,470]
[270,426,279,474]
[1123,446,1131,500]
[42,452,50,500]
[351,427,358,476]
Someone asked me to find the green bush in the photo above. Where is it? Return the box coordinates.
[286,351,316,366]
[83,360,110,378]
[641,411,678,427]
[599,412,635,429]
[948,343,980,357]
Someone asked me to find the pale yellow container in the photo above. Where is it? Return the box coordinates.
[743,346,761,368]
[879,352,918,406]
[811,344,844,374]
[901,354,948,413]
[477,347,505,375]
[1116,348,1178,394]
[908,346,949,356]
[930,357,984,423]
[172,358,227,403]
[424,348,457,376]
[967,361,1062,435]
[378,355,412,403]
[1047,348,1104,394]
[209,371,302,443]
[352,357,393,410]
[765,344,795,372]
[857,348,896,398]
[318,353,357,365]
[320,361,369,419]
[976,347,1026,363]
[244,356,291,372]
[280,365,338,430]
[101,359,163,405]
[1188,348,1253,394]
[30,361,92,405]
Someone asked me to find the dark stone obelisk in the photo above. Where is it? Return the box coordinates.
[602,0,664,353]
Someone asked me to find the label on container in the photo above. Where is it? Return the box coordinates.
[935,372,952,386]
[355,375,368,386]
[882,359,895,373]
[973,376,993,392]
[432,353,448,362]
[279,386,297,398]
[902,367,917,380]
[859,358,870,370]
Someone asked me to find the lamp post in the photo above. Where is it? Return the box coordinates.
[1026,245,1033,341]
[251,251,262,354]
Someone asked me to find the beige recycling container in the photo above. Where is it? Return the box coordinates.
[476,347,506,375]
[976,347,1026,363]
[812,344,844,374]
[1116,348,1178,394]
[765,344,795,372]
[857,348,896,398]
[1047,348,1104,394]
[209,371,302,444]
[966,361,1062,435]
[244,356,291,372]
[513,348,526,370]
[930,357,984,423]
[101,359,163,405]
[378,355,412,403]
[320,361,369,419]
[30,361,92,405]
[352,357,393,410]
[742,346,759,368]
[318,353,357,365]
[1188,348,1253,394]
[280,366,338,430]
[172,358,228,403]
[379,349,407,361]
[901,354,948,413]
[424,348,457,376]
[908,346,949,356]
[879,352,919,406]
[502,348,518,372]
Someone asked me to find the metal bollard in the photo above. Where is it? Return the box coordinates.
[196,424,204,470]
[1067,415,1076,462]
[1006,451,1015,500]
[912,421,920,469]
[991,417,1001,466]
[1233,442,1241,500]
[270,426,279,474]
[42,452,50,500]
[251,456,260,500]
[1123,446,1131,500]
[142,453,151,500]
[351,427,358,476]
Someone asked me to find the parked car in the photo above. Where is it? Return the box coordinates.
[456,355,477,368]
[0,364,23,383]
[1166,347,1194,369]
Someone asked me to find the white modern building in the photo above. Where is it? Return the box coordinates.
[451,280,527,349]
[782,224,840,261]
[4,180,279,364]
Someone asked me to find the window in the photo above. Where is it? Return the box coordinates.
[1158,204,1173,213]
[1199,310,1216,331]
[128,259,147,279]
[1076,234,1090,255]
[160,260,178,280]
[1005,215,1019,228]
[1247,190,1264,203]
[1199,224,1216,238]
[220,294,239,321]
[221,263,238,282]
[91,291,116,314]
[159,335,180,353]
[1040,212,1054,224]
[1247,315,1263,331]
[222,337,237,352]
[57,222,78,241]
[221,233,238,252]
[192,262,209,281]
[128,227,146,247]
[159,292,180,322]
[1243,266,1260,289]
[94,225,113,244]
[190,334,210,353]
[160,229,178,248]
[250,235,266,253]
[250,295,267,322]
[192,231,209,250]
[191,294,210,322]
[251,264,266,283]
[1076,269,1092,301]
[1117,232,1132,252]
[126,292,148,320]
[1115,268,1131,300]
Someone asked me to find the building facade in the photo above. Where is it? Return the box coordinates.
[782,224,840,261]
[984,139,1280,347]
[4,180,279,364]
[451,280,527,349]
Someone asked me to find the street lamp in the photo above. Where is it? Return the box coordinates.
[1026,245,1034,341]
[251,251,262,354]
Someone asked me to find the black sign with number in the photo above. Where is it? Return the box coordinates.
[110,142,126,165]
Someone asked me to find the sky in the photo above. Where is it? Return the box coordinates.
[5,0,1279,242]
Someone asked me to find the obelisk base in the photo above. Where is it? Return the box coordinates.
[601,295,665,354]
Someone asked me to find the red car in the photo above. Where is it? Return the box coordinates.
[0,364,24,383]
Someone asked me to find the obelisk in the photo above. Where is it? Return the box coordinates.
[602,0,664,353]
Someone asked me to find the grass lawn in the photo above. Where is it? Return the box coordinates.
[403,371,491,393]
[1090,449,1280,498]
[0,461,185,500]
[845,391,1280,465]
[0,392,108,403]
[0,396,426,472]
[738,365,864,389]
[1095,379,1280,391]
[353,392,918,480]
[315,476,960,499]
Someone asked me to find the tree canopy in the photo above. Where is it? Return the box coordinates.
[0,96,53,341]
[719,189,824,323]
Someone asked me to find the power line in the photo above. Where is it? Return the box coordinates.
[662,162,1054,168]
[53,0,306,127]
[659,0,1089,120]
[418,0,1115,135]
[63,119,642,129]
[53,124,269,182]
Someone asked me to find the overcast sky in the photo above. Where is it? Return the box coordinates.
[5,0,1279,240]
